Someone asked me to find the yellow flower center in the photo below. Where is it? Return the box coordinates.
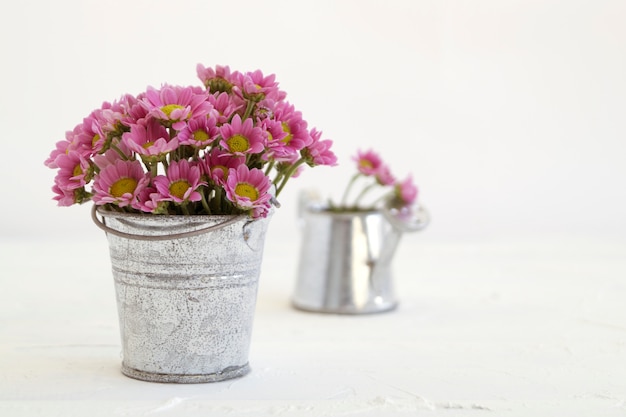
[110,177,138,198]
[72,164,83,177]
[161,104,185,118]
[142,141,155,149]
[227,134,250,153]
[169,180,191,200]
[192,130,210,142]
[281,122,293,144]
[211,165,229,179]
[359,160,373,169]
[235,183,259,201]
[92,133,101,147]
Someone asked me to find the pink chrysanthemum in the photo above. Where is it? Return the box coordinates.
[301,128,337,167]
[123,118,179,158]
[208,92,242,125]
[200,148,245,185]
[153,159,206,203]
[196,64,239,94]
[354,149,383,176]
[219,114,265,156]
[54,151,91,191]
[224,164,272,218]
[120,93,149,127]
[57,113,106,160]
[51,184,80,207]
[134,185,164,213]
[262,118,296,162]
[44,140,71,169]
[376,165,395,186]
[237,69,284,102]
[91,101,128,141]
[140,85,212,130]
[272,101,312,152]
[395,175,418,205]
[177,117,219,148]
[93,142,132,170]
[92,160,150,208]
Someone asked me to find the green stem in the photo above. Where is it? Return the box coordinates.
[276,159,306,196]
[339,173,361,208]
[264,160,276,176]
[181,201,190,215]
[214,187,223,213]
[111,144,130,161]
[353,181,379,209]
[200,188,212,214]
[241,100,256,121]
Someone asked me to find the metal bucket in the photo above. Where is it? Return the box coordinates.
[292,195,429,314]
[92,206,272,383]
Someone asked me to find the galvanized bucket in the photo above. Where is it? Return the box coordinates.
[292,195,429,314]
[92,206,272,383]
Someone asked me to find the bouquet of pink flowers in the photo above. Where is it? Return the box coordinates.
[45,64,337,218]
[330,149,419,212]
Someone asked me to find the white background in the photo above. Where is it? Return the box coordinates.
[2,2,626,415]
[1,0,625,244]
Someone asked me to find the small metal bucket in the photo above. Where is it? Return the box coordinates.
[292,195,429,314]
[92,206,272,383]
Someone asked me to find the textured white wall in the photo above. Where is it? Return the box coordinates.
[2,0,625,243]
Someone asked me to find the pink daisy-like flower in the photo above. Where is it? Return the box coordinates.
[395,175,418,205]
[272,101,312,152]
[253,98,276,121]
[224,164,272,218]
[54,151,91,191]
[208,92,242,125]
[120,93,149,127]
[177,116,219,148]
[92,101,127,141]
[354,149,383,176]
[153,159,206,203]
[262,118,295,162]
[93,141,132,170]
[301,128,337,167]
[376,164,395,186]
[196,64,239,94]
[51,184,80,207]
[134,185,165,213]
[63,114,106,158]
[141,85,212,130]
[200,148,245,185]
[44,139,71,169]
[219,114,265,156]
[92,160,150,208]
[237,69,284,102]
[123,118,179,158]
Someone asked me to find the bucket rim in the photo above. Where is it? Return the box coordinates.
[304,206,382,217]
[95,205,247,222]
[92,205,257,241]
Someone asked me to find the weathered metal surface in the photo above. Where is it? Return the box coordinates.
[293,209,400,314]
[98,208,271,383]
[293,201,429,315]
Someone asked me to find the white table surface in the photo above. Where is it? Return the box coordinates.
[1,234,625,416]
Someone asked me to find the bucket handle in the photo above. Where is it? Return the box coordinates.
[91,205,250,241]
